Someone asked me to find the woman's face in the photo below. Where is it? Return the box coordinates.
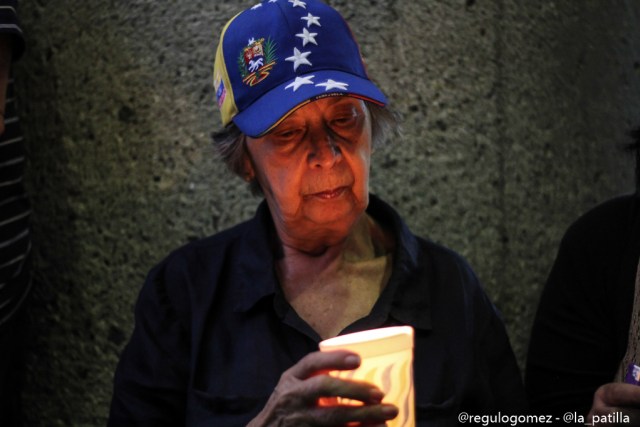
[245,97,372,246]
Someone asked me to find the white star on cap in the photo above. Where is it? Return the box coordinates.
[316,79,349,91]
[285,75,315,91]
[301,13,321,28]
[285,47,312,71]
[296,28,318,46]
[251,3,262,9]
[289,0,306,7]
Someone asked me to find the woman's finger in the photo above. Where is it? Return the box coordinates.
[309,402,399,427]
[304,374,385,404]
[287,350,361,380]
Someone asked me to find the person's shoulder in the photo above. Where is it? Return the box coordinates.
[574,193,639,224]
[412,236,504,330]
[412,236,487,306]
[369,194,478,281]
[160,218,254,271]
[562,193,640,248]
[369,194,483,293]
[418,237,477,280]
[137,218,258,315]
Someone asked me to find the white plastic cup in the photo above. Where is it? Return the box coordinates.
[319,326,415,427]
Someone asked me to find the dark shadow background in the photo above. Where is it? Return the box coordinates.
[13,0,640,424]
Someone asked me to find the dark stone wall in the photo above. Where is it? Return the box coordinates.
[14,0,639,424]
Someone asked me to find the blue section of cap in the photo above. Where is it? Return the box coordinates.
[220,0,387,136]
[233,69,387,137]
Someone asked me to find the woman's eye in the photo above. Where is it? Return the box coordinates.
[330,114,364,136]
[277,130,295,138]
[329,106,362,130]
[272,128,303,144]
[332,116,356,126]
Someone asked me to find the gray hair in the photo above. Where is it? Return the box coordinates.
[212,102,399,195]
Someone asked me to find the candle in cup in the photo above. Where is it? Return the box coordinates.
[319,326,415,427]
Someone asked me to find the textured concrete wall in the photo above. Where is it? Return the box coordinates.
[15,0,639,424]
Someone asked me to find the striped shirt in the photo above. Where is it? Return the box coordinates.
[0,0,27,326]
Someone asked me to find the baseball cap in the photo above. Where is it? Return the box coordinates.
[213,0,388,138]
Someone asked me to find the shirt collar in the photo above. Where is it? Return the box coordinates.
[233,195,432,331]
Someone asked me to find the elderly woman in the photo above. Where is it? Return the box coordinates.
[108,1,526,426]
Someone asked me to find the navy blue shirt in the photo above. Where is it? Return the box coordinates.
[109,195,526,426]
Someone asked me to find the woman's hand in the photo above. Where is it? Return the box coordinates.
[247,350,398,427]
[588,383,640,426]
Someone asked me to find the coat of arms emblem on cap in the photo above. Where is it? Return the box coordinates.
[238,37,277,86]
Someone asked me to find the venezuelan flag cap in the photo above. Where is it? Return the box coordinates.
[213,0,388,138]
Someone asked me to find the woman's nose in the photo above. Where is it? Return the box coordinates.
[308,134,341,169]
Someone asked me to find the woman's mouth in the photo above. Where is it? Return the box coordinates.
[308,186,348,200]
